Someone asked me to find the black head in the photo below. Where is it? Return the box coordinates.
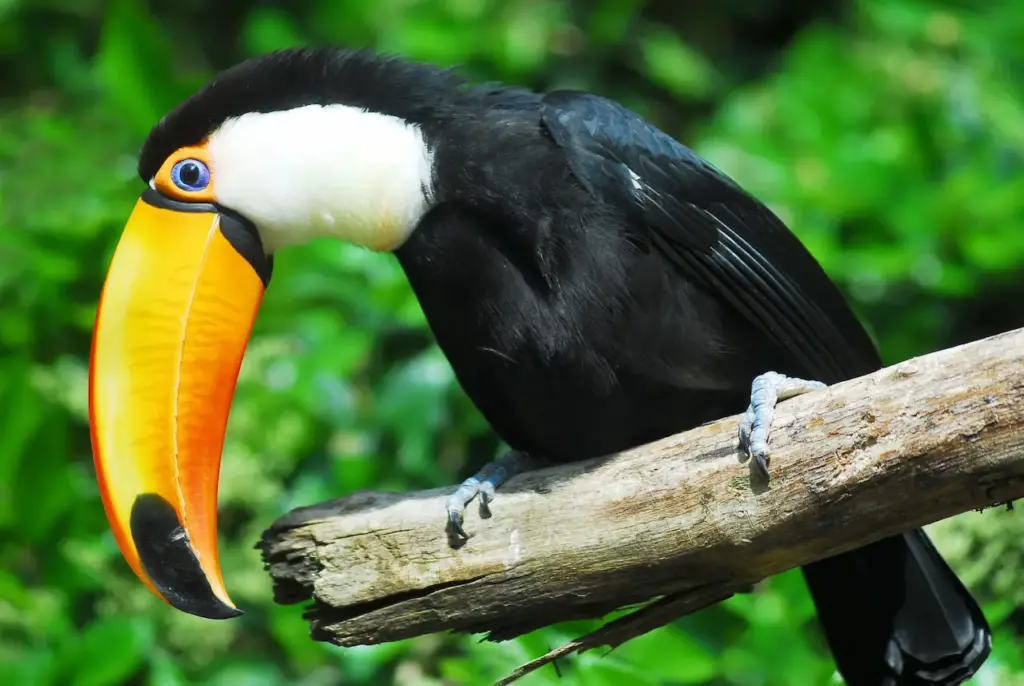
[138,47,473,181]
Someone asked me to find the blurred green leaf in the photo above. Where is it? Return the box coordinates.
[0,647,59,686]
[611,626,719,682]
[147,651,188,686]
[241,6,305,55]
[94,0,199,132]
[639,25,716,98]
[204,658,285,686]
[0,359,44,527]
[65,615,153,686]
[2,1,1023,685]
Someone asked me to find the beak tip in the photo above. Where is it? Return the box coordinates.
[130,493,241,621]
[166,594,244,620]
[218,606,245,620]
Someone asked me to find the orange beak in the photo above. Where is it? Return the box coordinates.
[88,189,272,619]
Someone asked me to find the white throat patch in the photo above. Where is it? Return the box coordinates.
[205,104,435,253]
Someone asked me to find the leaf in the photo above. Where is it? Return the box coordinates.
[0,648,59,686]
[267,603,325,672]
[10,400,73,543]
[241,6,306,55]
[639,26,716,98]
[0,358,45,528]
[147,651,187,686]
[608,625,719,683]
[94,0,199,133]
[204,659,285,686]
[65,616,153,686]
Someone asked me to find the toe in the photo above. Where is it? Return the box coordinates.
[479,481,496,505]
[752,450,771,479]
[446,509,469,541]
[738,411,755,453]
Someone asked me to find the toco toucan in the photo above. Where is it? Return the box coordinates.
[88,48,991,685]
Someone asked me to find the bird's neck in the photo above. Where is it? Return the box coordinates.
[209,103,438,254]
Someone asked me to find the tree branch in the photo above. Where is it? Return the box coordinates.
[258,327,1024,681]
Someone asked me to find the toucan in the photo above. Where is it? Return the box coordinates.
[89,47,991,685]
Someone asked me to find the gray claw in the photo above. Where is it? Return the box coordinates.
[442,450,541,545]
[739,371,826,479]
[445,475,484,541]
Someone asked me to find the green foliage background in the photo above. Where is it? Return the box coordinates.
[1,0,1023,684]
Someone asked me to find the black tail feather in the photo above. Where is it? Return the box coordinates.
[802,529,991,686]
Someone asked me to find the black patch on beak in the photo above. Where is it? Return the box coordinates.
[218,208,274,287]
[140,188,274,287]
[129,493,243,620]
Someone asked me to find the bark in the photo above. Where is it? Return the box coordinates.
[258,327,1024,681]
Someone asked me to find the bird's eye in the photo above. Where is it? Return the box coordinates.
[170,159,211,193]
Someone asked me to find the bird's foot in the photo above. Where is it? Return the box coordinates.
[738,371,826,480]
[445,449,542,545]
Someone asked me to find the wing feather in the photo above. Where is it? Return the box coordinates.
[540,90,880,383]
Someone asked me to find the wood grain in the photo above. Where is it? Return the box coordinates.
[259,327,1024,657]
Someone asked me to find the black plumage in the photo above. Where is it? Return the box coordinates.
[139,48,992,685]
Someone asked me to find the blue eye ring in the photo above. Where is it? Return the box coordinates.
[170,158,211,192]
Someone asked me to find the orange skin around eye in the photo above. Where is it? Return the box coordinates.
[153,143,217,203]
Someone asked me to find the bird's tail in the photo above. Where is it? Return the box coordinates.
[801,529,991,686]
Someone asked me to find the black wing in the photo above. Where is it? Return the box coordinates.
[540,90,880,383]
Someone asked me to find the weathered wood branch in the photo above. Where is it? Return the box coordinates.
[258,327,1024,678]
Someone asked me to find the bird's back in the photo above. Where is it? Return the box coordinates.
[397,86,990,686]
